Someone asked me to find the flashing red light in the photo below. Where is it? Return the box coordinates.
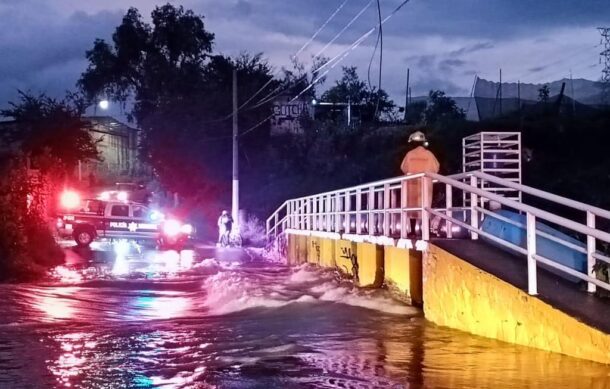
[60,190,80,209]
[163,220,182,236]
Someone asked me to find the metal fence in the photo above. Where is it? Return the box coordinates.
[267,171,610,296]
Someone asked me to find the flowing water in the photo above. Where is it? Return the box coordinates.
[0,242,608,388]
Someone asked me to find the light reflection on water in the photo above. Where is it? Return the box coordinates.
[0,243,608,388]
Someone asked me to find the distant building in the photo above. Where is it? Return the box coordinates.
[81,116,144,182]
[0,116,146,183]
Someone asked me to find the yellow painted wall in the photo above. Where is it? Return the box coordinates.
[307,236,321,265]
[319,238,336,268]
[287,233,308,266]
[424,244,610,365]
[356,242,384,288]
[335,239,358,277]
[384,246,423,305]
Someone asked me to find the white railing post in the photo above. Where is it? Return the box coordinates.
[421,177,430,241]
[288,201,294,229]
[305,199,311,231]
[356,189,362,234]
[470,175,479,240]
[400,180,407,239]
[587,211,597,293]
[368,187,375,235]
[318,196,323,231]
[383,183,390,236]
[526,212,538,295]
[274,213,279,235]
[446,183,453,239]
[345,191,352,233]
[335,193,342,233]
[326,195,332,232]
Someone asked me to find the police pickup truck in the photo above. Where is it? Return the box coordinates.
[57,198,193,249]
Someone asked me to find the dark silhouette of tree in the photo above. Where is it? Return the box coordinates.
[321,66,395,123]
[538,85,550,103]
[424,90,465,125]
[1,91,99,173]
[79,4,277,200]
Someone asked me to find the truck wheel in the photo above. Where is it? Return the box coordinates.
[74,227,94,247]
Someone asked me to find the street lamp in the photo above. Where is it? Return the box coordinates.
[98,100,109,110]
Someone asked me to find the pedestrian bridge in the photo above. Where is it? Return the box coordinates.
[266,170,610,365]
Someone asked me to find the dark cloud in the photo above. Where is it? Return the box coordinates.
[529,66,548,73]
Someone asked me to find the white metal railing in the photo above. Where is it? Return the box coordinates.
[267,171,610,296]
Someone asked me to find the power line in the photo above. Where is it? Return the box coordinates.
[373,0,383,119]
[314,0,375,58]
[240,0,412,137]
[294,0,352,58]
[201,0,354,125]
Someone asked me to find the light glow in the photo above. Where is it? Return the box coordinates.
[60,190,80,209]
[117,191,128,202]
[163,220,182,236]
[98,100,109,110]
[180,224,193,235]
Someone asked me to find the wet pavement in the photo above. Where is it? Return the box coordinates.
[0,241,609,388]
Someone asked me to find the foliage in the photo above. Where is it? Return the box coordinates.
[424,90,466,126]
[79,4,276,200]
[320,66,395,122]
[538,84,550,103]
[1,91,100,174]
[404,101,427,125]
[0,154,63,281]
[239,215,267,248]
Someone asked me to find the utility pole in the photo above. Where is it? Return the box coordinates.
[232,68,239,226]
[404,68,410,122]
[598,27,610,104]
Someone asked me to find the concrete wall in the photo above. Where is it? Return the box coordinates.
[284,232,610,364]
[423,244,610,365]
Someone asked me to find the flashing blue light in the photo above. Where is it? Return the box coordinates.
[149,210,164,222]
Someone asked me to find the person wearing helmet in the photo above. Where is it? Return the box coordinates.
[400,131,440,238]
[217,210,233,246]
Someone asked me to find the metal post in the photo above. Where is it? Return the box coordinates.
[347,97,352,127]
[526,212,538,295]
[421,177,430,241]
[400,181,407,239]
[368,187,375,235]
[326,195,332,232]
[383,184,390,236]
[232,69,240,226]
[469,175,479,240]
[306,199,311,231]
[446,183,453,239]
[274,213,278,236]
[587,211,597,293]
[356,189,362,234]
[335,194,342,233]
[345,192,352,233]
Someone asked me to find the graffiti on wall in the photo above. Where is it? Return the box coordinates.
[271,96,311,134]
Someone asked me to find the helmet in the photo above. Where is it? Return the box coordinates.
[222,210,228,215]
[408,131,427,143]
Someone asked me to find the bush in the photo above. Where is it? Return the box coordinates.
[240,215,267,248]
[0,155,63,281]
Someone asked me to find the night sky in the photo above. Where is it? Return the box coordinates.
[1,0,608,118]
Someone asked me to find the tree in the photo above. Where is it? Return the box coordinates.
[424,90,465,125]
[79,4,276,199]
[321,66,395,123]
[538,85,550,103]
[405,101,427,125]
[1,91,99,174]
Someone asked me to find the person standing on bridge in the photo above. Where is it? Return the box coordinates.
[400,131,440,238]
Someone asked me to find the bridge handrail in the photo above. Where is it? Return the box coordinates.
[473,171,610,220]
[267,169,610,296]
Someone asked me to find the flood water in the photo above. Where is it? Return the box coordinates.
[0,242,608,388]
